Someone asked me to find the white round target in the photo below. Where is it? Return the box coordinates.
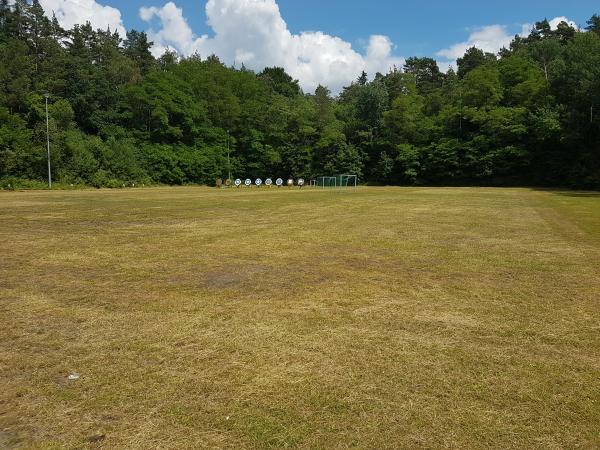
[255,178,262,186]
[276,178,283,186]
[265,178,273,186]
[298,178,305,186]
[245,179,252,186]
[234,178,242,186]
[287,179,294,186]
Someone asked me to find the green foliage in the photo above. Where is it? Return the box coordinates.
[457,47,496,78]
[498,55,548,107]
[403,57,443,95]
[587,14,600,36]
[259,67,301,97]
[461,64,503,108]
[0,106,36,178]
[0,3,599,188]
[395,144,421,184]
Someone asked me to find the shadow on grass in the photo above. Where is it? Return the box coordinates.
[553,192,600,198]
[531,188,600,199]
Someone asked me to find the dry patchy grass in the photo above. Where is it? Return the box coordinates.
[1,187,599,449]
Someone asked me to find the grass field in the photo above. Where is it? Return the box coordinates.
[1,186,599,449]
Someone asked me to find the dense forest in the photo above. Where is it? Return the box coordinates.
[1,1,599,189]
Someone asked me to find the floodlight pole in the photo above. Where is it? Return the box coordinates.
[44,93,52,189]
[227,129,232,182]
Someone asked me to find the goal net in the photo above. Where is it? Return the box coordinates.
[316,175,358,189]
[338,174,358,188]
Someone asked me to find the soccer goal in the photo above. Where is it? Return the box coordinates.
[316,175,358,189]
[338,174,358,189]
[316,176,337,188]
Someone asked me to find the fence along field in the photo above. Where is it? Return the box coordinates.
[0,186,599,449]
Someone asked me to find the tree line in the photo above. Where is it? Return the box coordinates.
[1,1,599,188]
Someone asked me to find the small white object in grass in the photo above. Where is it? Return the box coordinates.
[226,416,230,420]
[67,373,80,381]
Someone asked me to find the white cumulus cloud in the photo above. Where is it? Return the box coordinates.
[548,16,578,30]
[140,2,207,56]
[36,0,126,37]
[436,16,577,70]
[436,25,520,61]
[140,0,404,93]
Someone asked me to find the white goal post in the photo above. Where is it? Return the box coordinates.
[339,174,358,188]
[316,175,358,189]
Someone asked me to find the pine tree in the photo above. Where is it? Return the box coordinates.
[586,14,600,36]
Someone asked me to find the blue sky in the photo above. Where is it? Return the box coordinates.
[35,0,598,92]
[109,0,596,58]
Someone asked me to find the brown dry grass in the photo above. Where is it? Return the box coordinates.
[1,186,599,449]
